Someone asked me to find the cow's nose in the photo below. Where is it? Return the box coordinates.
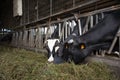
[48,54,54,62]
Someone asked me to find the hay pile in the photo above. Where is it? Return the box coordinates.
[0,46,116,80]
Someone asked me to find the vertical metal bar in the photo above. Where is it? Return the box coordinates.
[65,22,68,39]
[23,0,25,24]
[20,16,23,25]
[36,0,39,20]
[63,23,65,42]
[68,21,71,36]
[101,12,104,19]
[59,23,61,38]
[90,15,93,28]
[50,0,52,16]
[73,0,75,7]
[78,19,82,35]
[95,14,98,24]
[108,36,117,54]
[83,16,90,34]
[28,0,29,23]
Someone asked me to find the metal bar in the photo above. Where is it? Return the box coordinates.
[23,0,26,24]
[101,12,104,19]
[90,15,93,28]
[37,0,39,20]
[68,21,71,35]
[59,21,66,41]
[28,0,29,23]
[108,28,120,54]
[65,22,68,39]
[44,19,51,44]
[73,0,75,7]
[78,19,82,35]
[83,16,90,34]
[95,14,98,24]
[107,37,117,54]
[50,0,52,16]
[58,23,61,37]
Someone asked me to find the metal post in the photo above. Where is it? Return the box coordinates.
[95,14,98,24]
[62,22,65,41]
[59,23,61,38]
[101,12,104,19]
[65,22,68,39]
[28,0,29,23]
[108,28,120,54]
[16,32,19,46]
[78,19,82,35]
[68,21,71,35]
[83,16,90,34]
[36,0,39,20]
[73,0,75,7]
[50,0,52,16]
[90,15,93,28]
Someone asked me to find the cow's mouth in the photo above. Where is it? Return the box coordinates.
[53,54,65,64]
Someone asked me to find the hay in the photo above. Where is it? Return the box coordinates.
[0,46,116,80]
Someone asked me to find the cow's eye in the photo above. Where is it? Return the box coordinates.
[79,43,85,49]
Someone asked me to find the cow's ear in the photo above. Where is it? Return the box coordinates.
[79,43,86,49]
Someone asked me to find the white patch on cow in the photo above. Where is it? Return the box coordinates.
[68,39,74,43]
[72,33,77,36]
[55,46,59,52]
[46,39,60,62]
[70,20,76,31]
[114,51,119,56]
[47,39,59,52]
[72,20,76,27]
[48,54,54,62]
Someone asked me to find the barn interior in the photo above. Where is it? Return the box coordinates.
[0,0,120,79]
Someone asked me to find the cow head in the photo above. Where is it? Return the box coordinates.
[58,36,89,64]
[44,39,64,63]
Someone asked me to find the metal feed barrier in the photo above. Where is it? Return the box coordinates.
[11,6,120,55]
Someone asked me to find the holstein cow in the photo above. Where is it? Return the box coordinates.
[44,20,80,63]
[44,26,61,63]
[57,10,120,64]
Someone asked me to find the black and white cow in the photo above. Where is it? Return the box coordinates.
[44,25,61,63]
[57,10,120,64]
[44,20,80,63]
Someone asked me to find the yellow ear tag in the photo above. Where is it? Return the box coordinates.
[80,44,85,49]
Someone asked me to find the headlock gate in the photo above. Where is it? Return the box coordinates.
[11,5,120,54]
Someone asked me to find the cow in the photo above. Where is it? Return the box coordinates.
[44,20,80,63]
[57,10,120,64]
[43,25,61,63]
